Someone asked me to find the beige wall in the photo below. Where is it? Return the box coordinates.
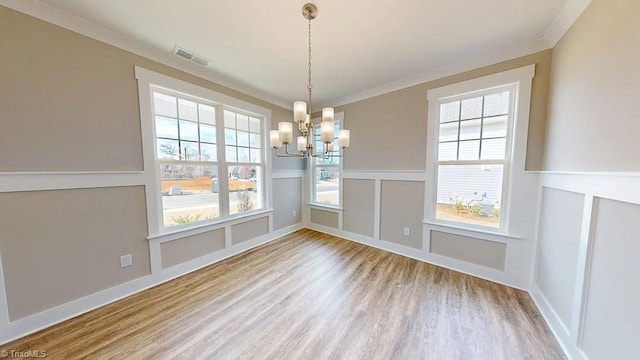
[0,6,299,323]
[0,187,150,320]
[0,6,298,172]
[343,179,375,237]
[379,180,424,249]
[161,229,226,269]
[543,0,640,171]
[336,50,551,171]
[272,178,302,230]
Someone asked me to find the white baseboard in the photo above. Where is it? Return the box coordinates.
[530,286,587,360]
[0,223,303,345]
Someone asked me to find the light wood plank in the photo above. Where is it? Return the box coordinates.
[0,230,565,359]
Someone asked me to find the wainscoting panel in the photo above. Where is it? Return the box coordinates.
[580,198,640,360]
[429,231,506,271]
[531,172,640,360]
[535,187,585,331]
[161,229,226,269]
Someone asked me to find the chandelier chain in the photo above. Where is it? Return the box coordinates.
[307,18,313,116]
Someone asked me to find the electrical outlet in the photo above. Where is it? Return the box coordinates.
[120,254,132,268]
[403,227,411,236]
[292,210,297,218]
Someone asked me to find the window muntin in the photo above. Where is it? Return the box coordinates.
[151,90,265,230]
[311,121,341,206]
[224,109,264,215]
[434,87,514,229]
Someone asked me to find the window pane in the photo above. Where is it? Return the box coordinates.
[160,163,219,227]
[236,114,249,131]
[484,91,510,117]
[459,140,480,160]
[459,119,481,140]
[200,143,217,161]
[155,116,178,139]
[249,117,261,133]
[250,148,261,163]
[224,110,235,128]
[225,146,237,162]
[482,115,508,138]
[461,97,482,120]
[436,164,503,228]
[200,124,216,143]
[179,120,199,141]
[314,167,339,205]
[439,122,458,142]
[438,142,457,161]
[481,138,506,160]
[249,133,261,148]
[153,92,177,118]
[224,129,236,145]
[157,139,179,160]
[440,101,460,122]
[178,99,198,121]
[237,130,250,147]
[198,104,215,125]
[237,147,250,162]
[228,165,262,215]
[181,141,199,161]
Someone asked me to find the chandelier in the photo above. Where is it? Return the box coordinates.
[270,3,350,158]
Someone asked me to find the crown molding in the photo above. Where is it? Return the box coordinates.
[2,0,591,110]
[326,38,550,108]
[543,0,592,47]
[0,0,291,110]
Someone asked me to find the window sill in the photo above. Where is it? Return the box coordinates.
[148,209,273,243]
[307,202,343,211]
[423,220,521,243]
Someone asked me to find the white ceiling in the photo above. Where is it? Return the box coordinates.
[23,0,573,109]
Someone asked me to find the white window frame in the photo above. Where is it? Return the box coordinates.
[425,65,535,235]
[309,112,345,209]
[135,66,272,237]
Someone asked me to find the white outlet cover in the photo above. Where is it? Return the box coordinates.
[403,227,411,236]
[120,254,132,268]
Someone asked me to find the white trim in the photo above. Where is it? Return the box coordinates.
[0,0,588,111]
[147,210,273,244]
[543,0,592,47]
[328,39,549,108]
[0,252,9,336]
[425,64,536,236]
[271,170,305,179]
[0,0,290,110]
[307,203,343,212]
[0,171,144,193]
[423,222,520,243]
[530,287,586,360]
[0,222,303,345]
[342,170,426,181]
[571,195,595,347]
[135,66,273,238]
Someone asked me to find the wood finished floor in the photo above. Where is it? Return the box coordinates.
[1,229,565,359]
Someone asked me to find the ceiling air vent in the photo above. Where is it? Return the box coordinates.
[172,46,209,67]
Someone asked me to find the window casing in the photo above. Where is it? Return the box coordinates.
[136,67,271,236]
[426,65,535,233]
[310,113,343,207]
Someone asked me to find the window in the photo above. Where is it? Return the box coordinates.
[136,67,270,235]
[426,65,535,232]
[310,113,343,206]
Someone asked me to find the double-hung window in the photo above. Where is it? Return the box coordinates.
[136,67,270,236]
[310,113,343,207]
[426,65,535,232]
